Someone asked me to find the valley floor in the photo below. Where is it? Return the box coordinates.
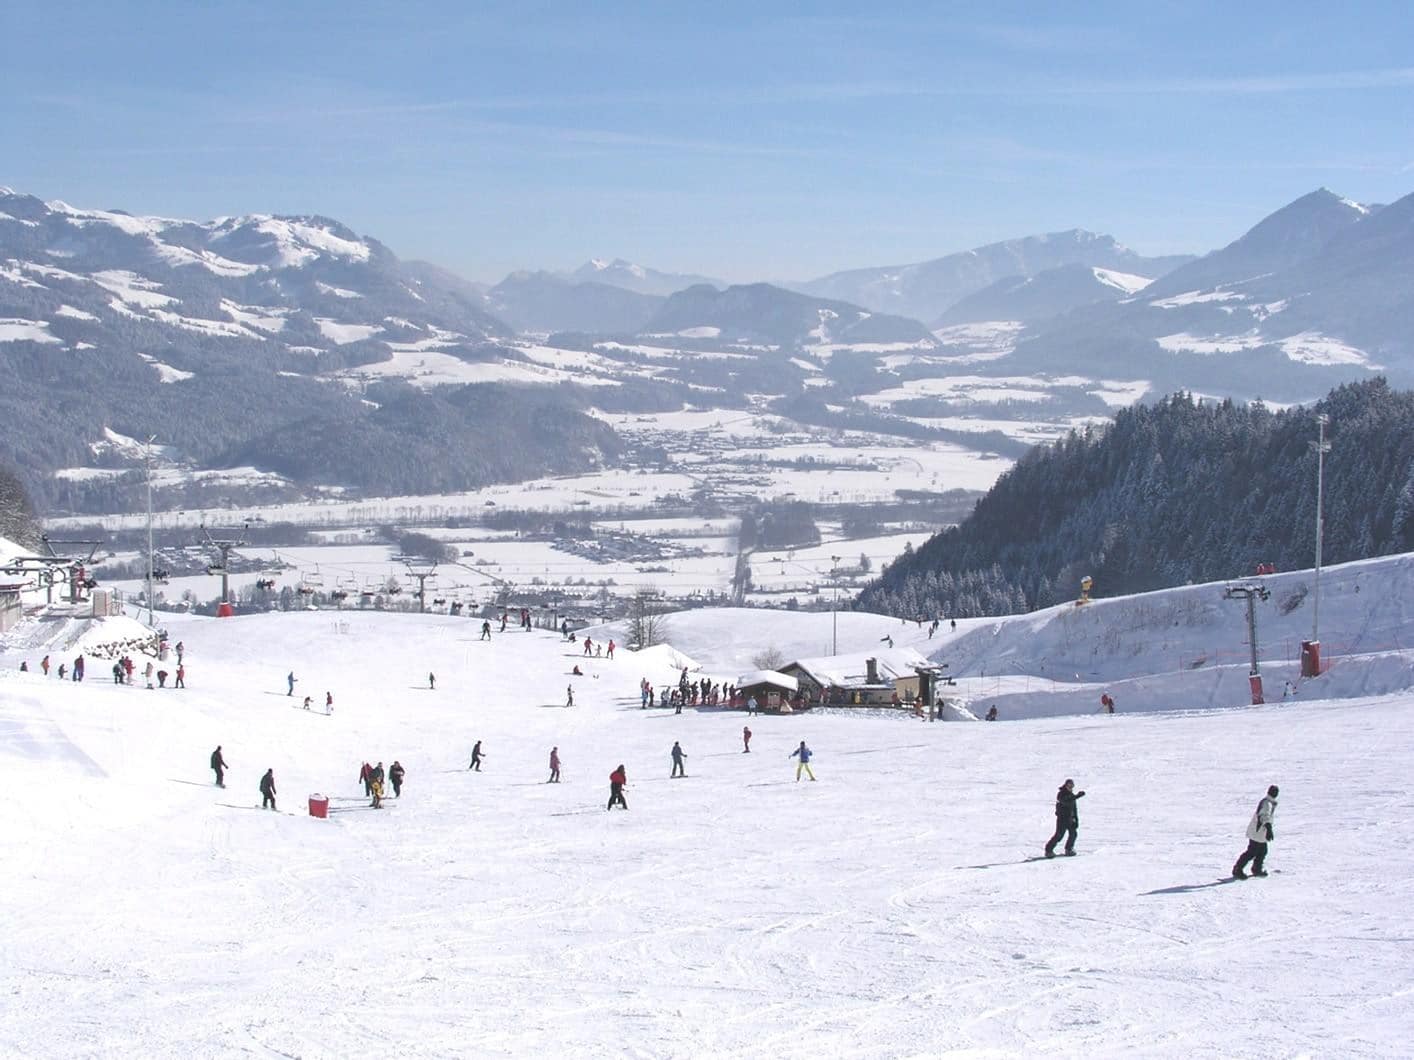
[1,610,1411,1058]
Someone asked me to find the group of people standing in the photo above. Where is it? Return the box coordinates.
[26,646,187,689]
[359,760,405,808]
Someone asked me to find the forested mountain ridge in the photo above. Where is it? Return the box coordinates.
[857,379,1414,619]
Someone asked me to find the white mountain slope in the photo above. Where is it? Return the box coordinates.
[1,551,1412,1054]
[1000,188,1414,399]
[0,188,510,357]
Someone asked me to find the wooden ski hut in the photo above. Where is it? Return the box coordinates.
[734,670,799,713]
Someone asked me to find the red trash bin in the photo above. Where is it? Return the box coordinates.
[1300,640,1321,678]
[308,794,329,819]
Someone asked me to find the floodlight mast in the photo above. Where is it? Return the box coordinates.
[830,555,841,655]
[145,436,156,628]
[1311,414,1331,646]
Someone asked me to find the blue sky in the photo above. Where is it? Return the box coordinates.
[3,2,1411,283]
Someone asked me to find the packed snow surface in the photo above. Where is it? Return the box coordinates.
[2,552,1414,1055]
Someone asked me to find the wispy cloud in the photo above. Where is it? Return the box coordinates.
[219,65,1414,127]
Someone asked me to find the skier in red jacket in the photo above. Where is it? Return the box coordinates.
[607,765,628,810]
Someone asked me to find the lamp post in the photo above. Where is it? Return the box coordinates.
[1311,414,1331,647]
[144,435,156,628]
[830,555,841,655]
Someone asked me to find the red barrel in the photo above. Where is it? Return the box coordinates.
[308,794,329,819]
[1249,673,1265,705]
[1300,640,1321,678]
[217,602,234,618]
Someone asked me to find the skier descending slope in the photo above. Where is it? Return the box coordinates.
[210,746,228,787]
[1233,785,1280,879]
[1044,779,1085,857]
[671,741,687,778]
[260,769,277,811]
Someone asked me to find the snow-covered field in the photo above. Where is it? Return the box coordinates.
[3,554,1414,1056]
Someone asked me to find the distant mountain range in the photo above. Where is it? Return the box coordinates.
[789,231,1193,324]
[568,258,722,297]
[0,188,618,508]
[641,283,937,348]
[936,263,1153,326]
[487,271,663,334]
[999,188,1414,400]
[6,182,1414,512]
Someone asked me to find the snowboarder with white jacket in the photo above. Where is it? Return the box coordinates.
[1232,785,1279,879]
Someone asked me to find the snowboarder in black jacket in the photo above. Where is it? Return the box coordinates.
[260,769,277,811]
[1044,779,1085,857]
[470,741,484,771]
[670,741,687,778]
[210,746,228,787]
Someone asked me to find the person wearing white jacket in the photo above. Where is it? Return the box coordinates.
[1232,785,1279,879]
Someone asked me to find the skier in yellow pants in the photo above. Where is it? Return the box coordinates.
[790,740,816,781]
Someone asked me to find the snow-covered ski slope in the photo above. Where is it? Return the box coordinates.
[2,556,1413,1057]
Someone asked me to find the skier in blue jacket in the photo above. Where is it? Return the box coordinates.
[790,741,816,781]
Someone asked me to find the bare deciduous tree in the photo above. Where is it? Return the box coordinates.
[628,588,669,649]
